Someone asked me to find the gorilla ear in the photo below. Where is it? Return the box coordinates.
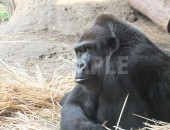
[107,36,120,52]
[107,23,120,52]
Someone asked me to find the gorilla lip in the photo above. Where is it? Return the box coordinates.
[75,77,90,82]
[75,76,95,83]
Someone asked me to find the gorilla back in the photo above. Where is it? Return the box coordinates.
[60,14,170,130]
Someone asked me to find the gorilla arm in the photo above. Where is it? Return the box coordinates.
[60,85,107,130]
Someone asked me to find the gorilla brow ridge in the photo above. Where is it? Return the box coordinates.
[75,40,96,50]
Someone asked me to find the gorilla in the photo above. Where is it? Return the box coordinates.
[60,14,170,130]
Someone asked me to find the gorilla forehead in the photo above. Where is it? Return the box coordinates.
[94,14,118,25]
[77,14,120,44]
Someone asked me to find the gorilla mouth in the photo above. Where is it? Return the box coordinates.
[75,75,96,83]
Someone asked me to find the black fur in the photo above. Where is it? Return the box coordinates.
[60,14,170,130]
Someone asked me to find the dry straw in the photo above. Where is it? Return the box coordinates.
[0,59,74,130]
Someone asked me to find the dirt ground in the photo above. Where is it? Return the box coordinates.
[0,32,75,72]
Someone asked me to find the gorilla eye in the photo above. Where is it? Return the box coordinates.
[85,47,91,52]
[77,50,82,55]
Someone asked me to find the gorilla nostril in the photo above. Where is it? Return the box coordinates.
[80,63,84,68]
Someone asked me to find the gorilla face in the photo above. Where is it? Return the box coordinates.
[74,40,98,85]
[74,25,119,86]
[74,26,103,85]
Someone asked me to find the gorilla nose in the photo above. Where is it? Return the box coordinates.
[80,63,85,68]
[77,63,85,69]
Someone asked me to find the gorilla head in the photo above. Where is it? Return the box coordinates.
[74,14,149,90]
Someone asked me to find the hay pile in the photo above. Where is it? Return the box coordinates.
[143,121,170,130]
[0,59,75,130]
